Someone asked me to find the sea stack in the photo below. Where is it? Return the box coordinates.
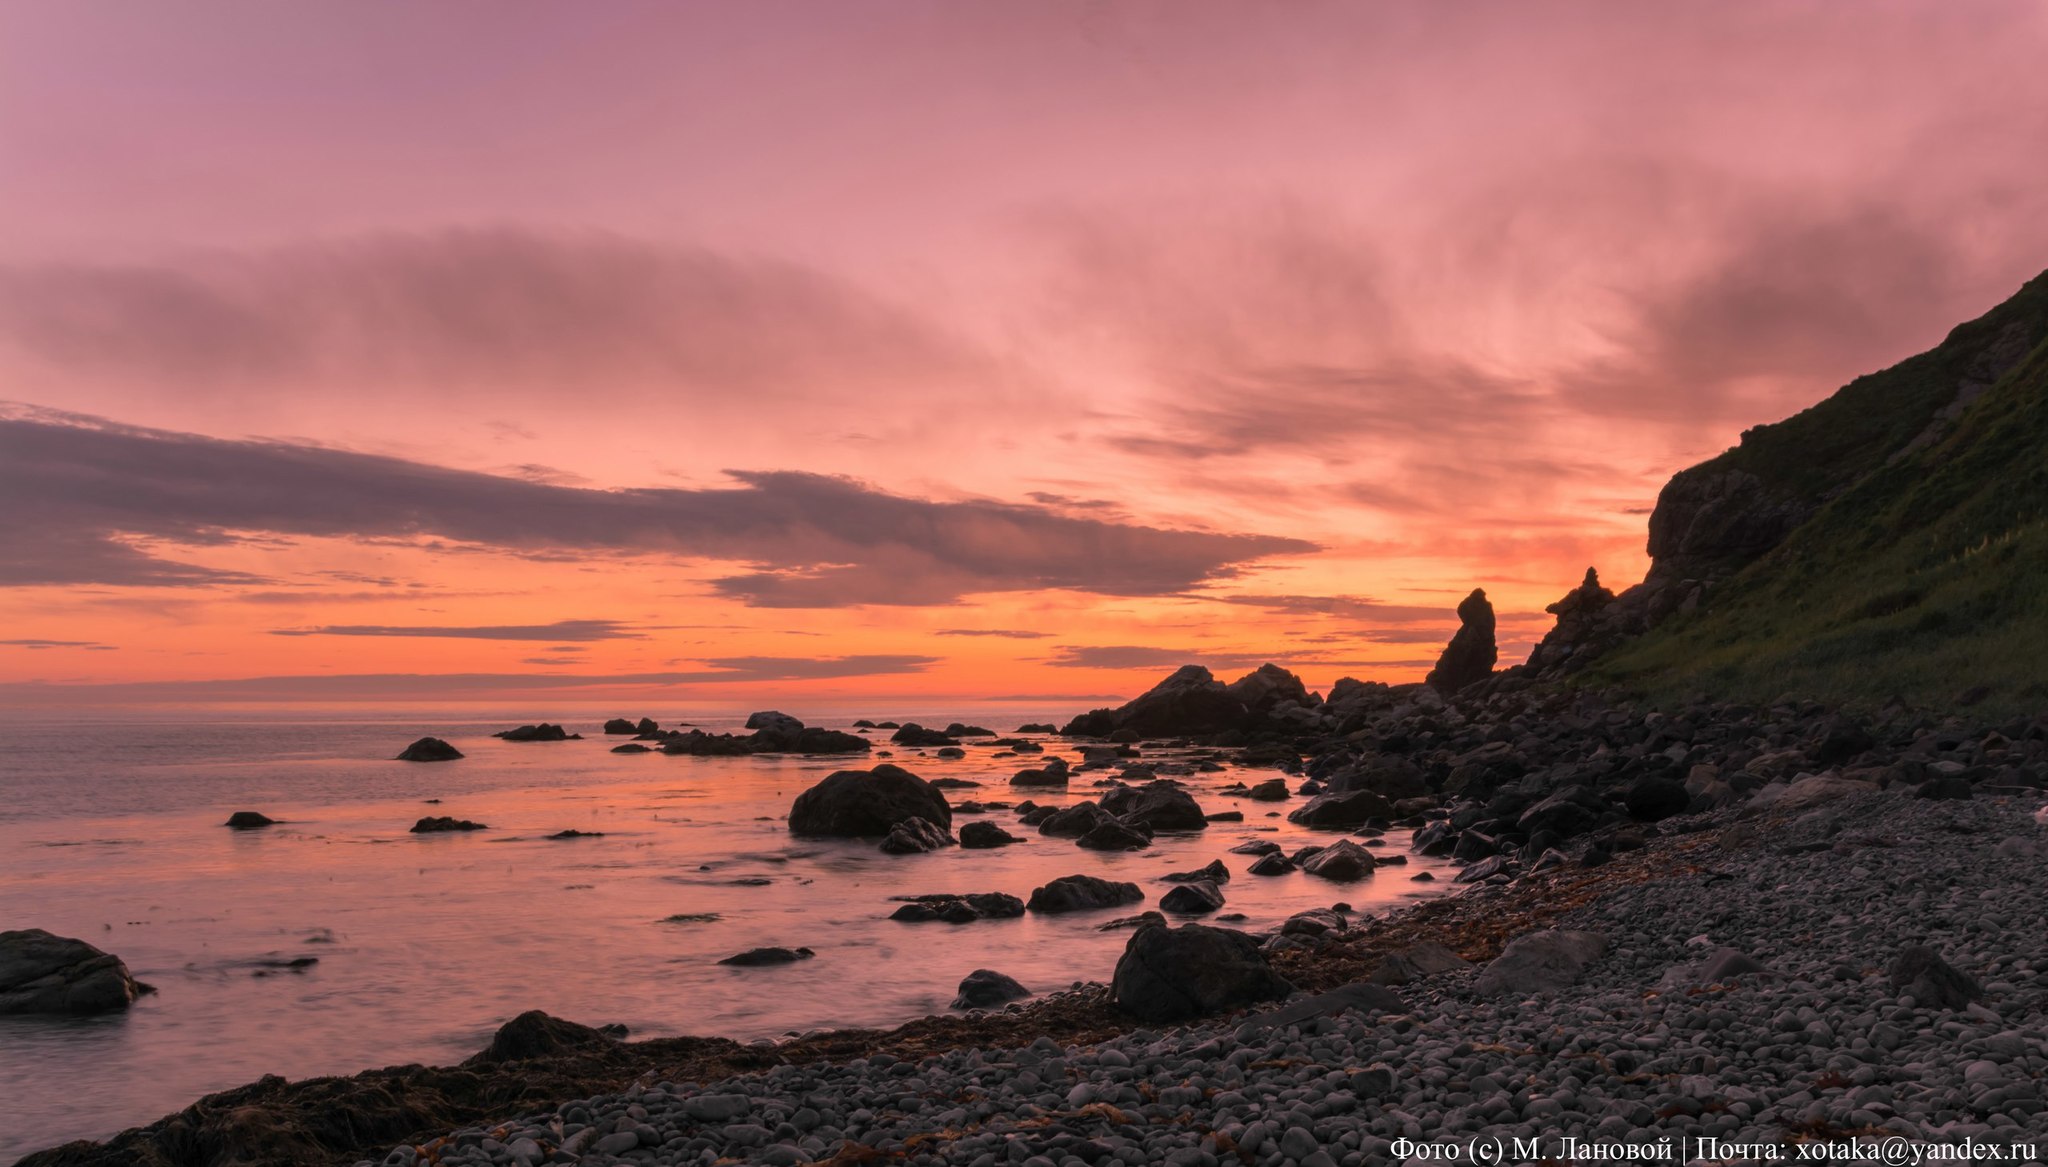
[1426,587,1497,694]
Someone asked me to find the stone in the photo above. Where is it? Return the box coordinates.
[1235,982,1409,1037]
[471,1010,617,1063]
[889,723,959,747]
[1158,880,1225,914]
[878,816,955,854]
[1369,941,1472,985]
[1287,789,1395,830]
[1075,820,1152,851]
[396,736,464,762]
[1248,852,1297,876]
[1027,875,1144,914]
[1037,801,1114,838]
[224,811,275,829]
[493,723,576,742]
[958,821,1019,848]
[1300,839,1377,881]
[1246,778,1292,801]
[745,711,805,735]
[1425,588,1497,693]
[788,764,951,837]
[717,946,814,966]
[1162,859,1231,884]
[602,718,640,735]
[952,969,1029,1010]
[1011,758,1072,788]
[1111,922,1292,1022]
[410,816,487,832]
[1888,946,1982,1010]
[1473,929,1607,996]
[888,893,1025,924]
[1059,665,1251,738]
[1625,776,1690,821]
[1099,780,1209,831]
[0,929,152,1015]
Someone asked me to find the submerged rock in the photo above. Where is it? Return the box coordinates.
[888,893,1025,924]
[718,946,814,966]
[224,811,275,829]
[493,724,579,742]
[410,816,488,833]
[879,816,956,854]
[0,929,153,1015]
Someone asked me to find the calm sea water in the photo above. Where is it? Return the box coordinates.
[0,705,1458,1158]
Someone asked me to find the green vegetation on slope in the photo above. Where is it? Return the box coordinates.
[1591,274,2048,716]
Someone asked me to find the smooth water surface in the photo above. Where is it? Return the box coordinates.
[0,706,1458,1158]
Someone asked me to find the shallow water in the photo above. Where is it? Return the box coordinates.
[0,706,1458,1158]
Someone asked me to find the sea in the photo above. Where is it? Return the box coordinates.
[0,704,1459,1159]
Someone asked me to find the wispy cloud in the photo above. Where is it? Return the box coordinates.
[0,406,1315,606]
[270,618,643,641]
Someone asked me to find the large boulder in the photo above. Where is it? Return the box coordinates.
[1425,588,1497,694]
[1027,875,1144,913]
[1300,839,1377,881]
[788,765,952,837]
[1061,665,1251,738]
[952,969,1030,1010]
[494,723,578,742]
[1100,781,1209,831]
[745,711,805,735]
[602,718,640,735]
[0,929,152,1015]
[396,736,464,762]
[1473,929,1607,996]
[1287,789,1394,830]
[1158,880,1225,914]
[878,816,956,854]
[472,1010,618,1063]
[1111,922,1292,1021]
[1037,801,1114,838]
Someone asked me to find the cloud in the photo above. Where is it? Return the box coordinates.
[0,229,988,405]
[0,654,942,704]
[1213,594,1448,622]
[1044,645,1279,671]
[934,628,1053,639]
[1,638,111,649]
[0,406,1315,604]
[270,618,643,641]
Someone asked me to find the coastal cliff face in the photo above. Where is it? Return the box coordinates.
[1535,268,2048,711]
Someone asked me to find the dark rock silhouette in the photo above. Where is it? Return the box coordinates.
[1111,922,1291,1021]
[878,816,956,854]
[0,929,154,1015]
[952,969,1029,1009]
[474,1010,618,1063]
[1524,568,1620,674]
[1426,589,1496,694]
[494,724,578,742]
[411,816,488,833]
[396,736,464,761]
[717,947,813,966]
[787,765,951,837]
[1026,874,1143,913]
[225,811,275,829]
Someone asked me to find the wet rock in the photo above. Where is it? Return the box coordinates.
[1100,780,1209,832]
[493,724,578,742]
[1425,588,1497,694]
[1288,789,1394,830]
[396,737,464,762]
[602,718,640,735]
[889,723,959,747]
[1011,758,1071,788]
[878,816,956,854]
[1248,852,1297,876]
[1229,840,1282,856]
[717,946,814,966]
[472,1010,618,1063]
[951,969,1029,1010]
[1888,945,1982,1009]
[788,764,952,837]
[410,816,487,833]
[1038,801,1114,838]
[1111,922,1292,1022]
[1301,839,1377,881]
[1246,778,1292,801]
[1162,858,1231,884]
[1015,723,1058,733]
[1624,776,1690,821]
[1059,664,1249,738]
[1280,908,1348,938]
[1027,875,1144,913]
[609,743,651,754]
[0,929,153,1015]
[744,711,805,735]
[1473,929,1607,996]
[958,821,1019,848]
[224,811,275,829]
[1075,820,1152,851]
[546,829,604,839]
[1158,880,1225,914]
[943,723,995,737]
[888,893,1025,924]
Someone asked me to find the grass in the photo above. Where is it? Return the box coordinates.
[1587,272,2048,718]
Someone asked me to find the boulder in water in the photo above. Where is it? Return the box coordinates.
[396,736,464,762]
[0,929,153,1015]
[788,765,951,837]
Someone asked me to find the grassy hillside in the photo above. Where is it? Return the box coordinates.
[1590,274,2048,716]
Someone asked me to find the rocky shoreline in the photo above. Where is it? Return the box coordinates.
[17,676,2048,1167]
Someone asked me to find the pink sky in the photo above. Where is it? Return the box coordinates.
[5,1,2048,705]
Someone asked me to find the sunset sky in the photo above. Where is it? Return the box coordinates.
[6,1,2048,707]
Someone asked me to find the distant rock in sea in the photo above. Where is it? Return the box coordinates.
[493,724,579,742]
[396,736,464,762]
[411,816,488,833]
[224,811,275,829]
